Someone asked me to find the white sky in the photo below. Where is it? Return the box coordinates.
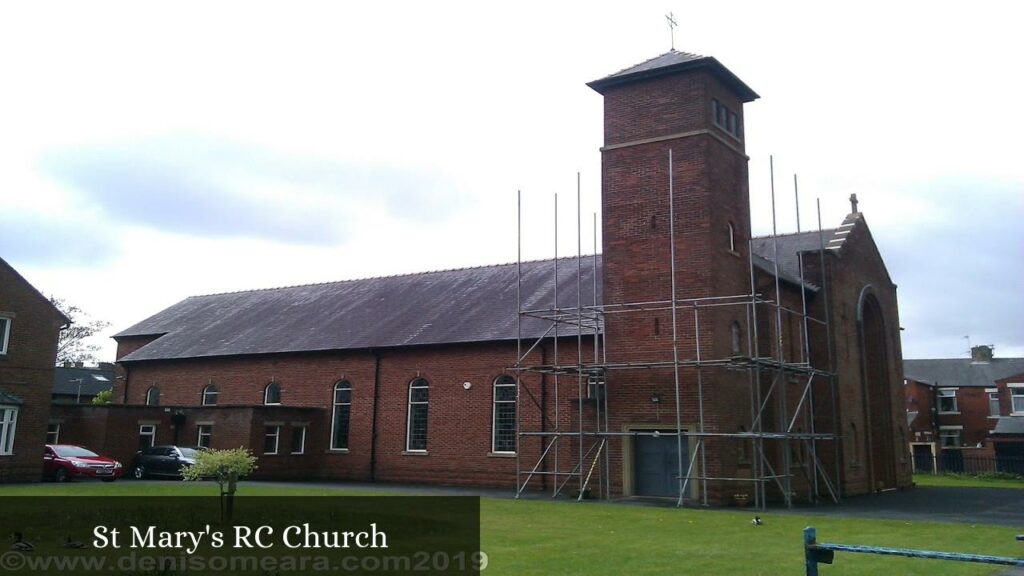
[1,1,1021,362]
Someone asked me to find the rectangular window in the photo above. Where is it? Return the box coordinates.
[0,317,10,355]
[138,424,156,450]
[264,426,280,455]
[46,422,60,444]
[1011,385,1024,414]
[987,389,1000,417]
[290,426,307,455]
[937,388,958,413]
[939,427,961,448]
[197,424,212,449]
[0,406,19,455]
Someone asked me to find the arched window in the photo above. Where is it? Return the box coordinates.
[145,386,160,406]
[264,382,281,405]
[406,378,429,451]
[202,384,219,406]
[492,376,517,454]
[730,321,743,356]
[330,380,352,450]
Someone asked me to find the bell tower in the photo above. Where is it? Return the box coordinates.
[588,50,759,499]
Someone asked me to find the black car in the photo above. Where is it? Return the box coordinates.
[131,446,203,479]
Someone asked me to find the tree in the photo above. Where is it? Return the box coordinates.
[50,297,111,366]
[181,448,258,521]
[91,390,112,405]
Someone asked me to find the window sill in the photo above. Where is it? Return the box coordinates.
[290,452,305,456]
[488,452,516,458]
[987,415,1001,419]
[727,249,741,258]
[263,453,279,457]
[402,450,428,456]
[326,449,350,455]
[937,412,960,415]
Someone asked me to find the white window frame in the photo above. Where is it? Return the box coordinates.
[138,424,156,449]
[201,385,219,406]
[986,388,1000,418]
[264,425,280,455]
[197,424,212,449]
[492,376,517,454]
[405,378,429,452]
[330,380,352,451]
[145,386,160,406]
[1009,383,1024,415]
[46,422,61,444]
[0,316,11,356]
[290,426,307,455]
[937,388,959,414]
[0,406,19,455]
[939,425,962,448]
[264,383,281,406]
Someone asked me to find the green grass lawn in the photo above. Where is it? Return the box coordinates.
[1,481,1020,575]
[914,473,1024,490]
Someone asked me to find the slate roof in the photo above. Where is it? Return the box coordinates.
[53,366,115,397]
[587,49,759,102]
[117,257,601,362]
[115,218,855,363]
[992,417,1024,436]
[751,227,841,284]
[903,358,1024,388]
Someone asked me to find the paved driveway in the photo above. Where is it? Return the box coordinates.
[781,486,1023,527]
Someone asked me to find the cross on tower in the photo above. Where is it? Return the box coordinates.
[666,12,678,51]
[849,193,859,214]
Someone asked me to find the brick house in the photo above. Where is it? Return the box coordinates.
[0,257,68,482]
[904,345,1024,473]
[58,49,912,503]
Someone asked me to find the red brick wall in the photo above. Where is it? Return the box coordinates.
[814,220,913,494]
[905,378,936,444]
[0,260,63,482]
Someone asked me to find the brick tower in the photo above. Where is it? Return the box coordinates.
[588,50,760,501]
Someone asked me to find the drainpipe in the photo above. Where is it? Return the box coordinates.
[369,349,382,482]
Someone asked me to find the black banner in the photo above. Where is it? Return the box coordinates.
[0,496,482,575]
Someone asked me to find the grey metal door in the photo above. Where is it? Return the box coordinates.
[634,432,685,497]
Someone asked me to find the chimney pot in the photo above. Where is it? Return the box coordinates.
[970,345,993,363]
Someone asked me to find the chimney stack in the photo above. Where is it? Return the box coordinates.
[970,345,994,363]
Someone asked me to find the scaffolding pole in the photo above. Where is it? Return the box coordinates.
[513,155,840,509]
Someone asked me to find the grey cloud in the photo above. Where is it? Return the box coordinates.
[39,134,471,245]
[0,211,118,267]
[878,179,1023,358]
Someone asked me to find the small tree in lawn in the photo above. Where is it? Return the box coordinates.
[181,448,258,521]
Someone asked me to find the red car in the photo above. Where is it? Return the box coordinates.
[43,444,125,482]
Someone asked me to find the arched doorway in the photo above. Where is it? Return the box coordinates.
[859,289,896,490]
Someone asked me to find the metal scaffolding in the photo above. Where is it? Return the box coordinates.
[514,151,840,509]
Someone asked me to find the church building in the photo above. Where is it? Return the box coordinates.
[57,49,912,504]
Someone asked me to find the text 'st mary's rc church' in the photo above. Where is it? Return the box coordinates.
[56,49,912,505]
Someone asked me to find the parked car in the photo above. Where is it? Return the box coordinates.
[131,446,203,479]
[43,444,124,482]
